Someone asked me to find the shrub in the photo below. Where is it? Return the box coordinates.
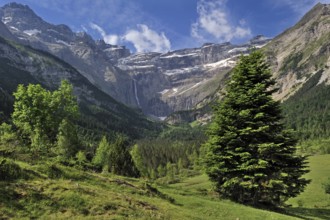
[0,158,22,181]
[323,178,330,194]
[45,163,63,179]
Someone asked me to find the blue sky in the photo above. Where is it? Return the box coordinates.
[1,0,329,52]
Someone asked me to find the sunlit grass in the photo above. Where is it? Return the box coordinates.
[0,155,329,219]
[286,154,330,220]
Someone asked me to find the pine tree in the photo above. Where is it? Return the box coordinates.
[92,136,110,170]
[92,135,139,177]
[109,135,139,177]
[203,50,310,207]
[131,144,148,177]
[56,119,80,159]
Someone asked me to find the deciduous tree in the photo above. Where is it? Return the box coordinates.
[12,80,79,151]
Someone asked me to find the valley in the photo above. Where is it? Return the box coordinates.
[0,1,330,220]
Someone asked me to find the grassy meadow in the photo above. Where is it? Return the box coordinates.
[0,154,329,219]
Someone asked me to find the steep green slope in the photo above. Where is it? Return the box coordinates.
[1,154,328,219]
[0,36,161,140]
[282,70,330,141]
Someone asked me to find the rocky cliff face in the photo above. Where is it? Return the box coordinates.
[0,2,270,118]
[115,36,269,117]
[0,20,14,40]
[265,3,330,101]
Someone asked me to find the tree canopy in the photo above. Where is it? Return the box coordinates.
[93,135,139,177]
[203,50,310,207]
[12,80,79,151]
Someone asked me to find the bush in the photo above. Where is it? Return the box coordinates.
[323,178,330,194]
[0,158,22,181]
[0,123,16,145]
[46,164,63,179]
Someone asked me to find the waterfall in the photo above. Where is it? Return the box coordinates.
[133,79,141,107]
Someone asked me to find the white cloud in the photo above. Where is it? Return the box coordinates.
[81,25,88,33]
[89,23,119,45]
[191,0,251,43]
[23,0,174,51]
[123,24,171,53]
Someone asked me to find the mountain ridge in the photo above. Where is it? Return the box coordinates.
[0,34,160,140]
[166,2,330,136]
[2,1,330,134]
[0,2,269,117]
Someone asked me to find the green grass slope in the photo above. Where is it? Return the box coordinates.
[1,154,328,219]
[286,154,330,219]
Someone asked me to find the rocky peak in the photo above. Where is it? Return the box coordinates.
[2,2,29,9]
[74,31,95,47]
[0,20,15,40]
[248,35,269,45]
[1,2,44,30]
[294,3,326,28]
[1,2,77,44]
[263,3,330,101]
[95,39,131,61]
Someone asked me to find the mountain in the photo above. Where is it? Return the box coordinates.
[168,3,330,141]
[0,34,159,140]
[265,3,330,140]
[265,3,330,101]
[115,36,269,117]
[3,2,330,141]
[0,2,136,107]
[0,2,269,118]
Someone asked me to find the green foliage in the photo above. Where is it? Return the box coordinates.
[131,144,148,177]
[203,50,310,207]
[323,178,330,194]
[134,138,201,179]
[60,192,87,214]
[0,123,16,145]
[130,124,205,180]
[12,80,79,151]
[279,52,303,76]
[92,136,110,168]
[109,135,139,177]
[297,138,330,155]
[0,158,22,181]
[45,163,63,179]
[12,84,51,146]
[159,124,206,141]
[0,150,327,219]
[93,135,139,177]
[282,70,330,142]
[56,119,80,159]
[76,151,87,166]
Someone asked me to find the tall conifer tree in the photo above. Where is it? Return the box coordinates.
[203,50,310,207]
